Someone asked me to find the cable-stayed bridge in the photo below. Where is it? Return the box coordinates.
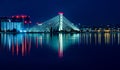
[29,12,80,32]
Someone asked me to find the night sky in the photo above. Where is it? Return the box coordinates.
[0,0,120,25]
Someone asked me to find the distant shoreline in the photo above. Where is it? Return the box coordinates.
[1,30,120,34]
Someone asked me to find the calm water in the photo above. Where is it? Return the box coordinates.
[0,33,120,70]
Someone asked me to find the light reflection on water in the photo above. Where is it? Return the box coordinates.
[0,33,120,57]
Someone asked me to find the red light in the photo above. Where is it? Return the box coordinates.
[58,12,64,15]
[16,16,19,18]
[21,16,25,18]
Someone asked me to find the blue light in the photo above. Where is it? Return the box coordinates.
[23,30,27,32]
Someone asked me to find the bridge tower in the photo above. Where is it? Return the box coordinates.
[58,12,64,31]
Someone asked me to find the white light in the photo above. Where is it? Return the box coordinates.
[8,19,11,22]
[20,30,27,32]
[20,30,23,32]
[59,14,63,31]
[38,24,42,26]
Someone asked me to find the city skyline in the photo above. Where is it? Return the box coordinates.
[0,0,120,25]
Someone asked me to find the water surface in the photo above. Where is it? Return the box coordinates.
[0,33,120,70]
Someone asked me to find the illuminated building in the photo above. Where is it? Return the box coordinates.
[0,17,23,32]
[0,15,31,32]
[11,15,31,30]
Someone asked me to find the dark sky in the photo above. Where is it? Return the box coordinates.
[0,0,120,25]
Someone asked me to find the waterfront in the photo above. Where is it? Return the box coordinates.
[0,33,120,69]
